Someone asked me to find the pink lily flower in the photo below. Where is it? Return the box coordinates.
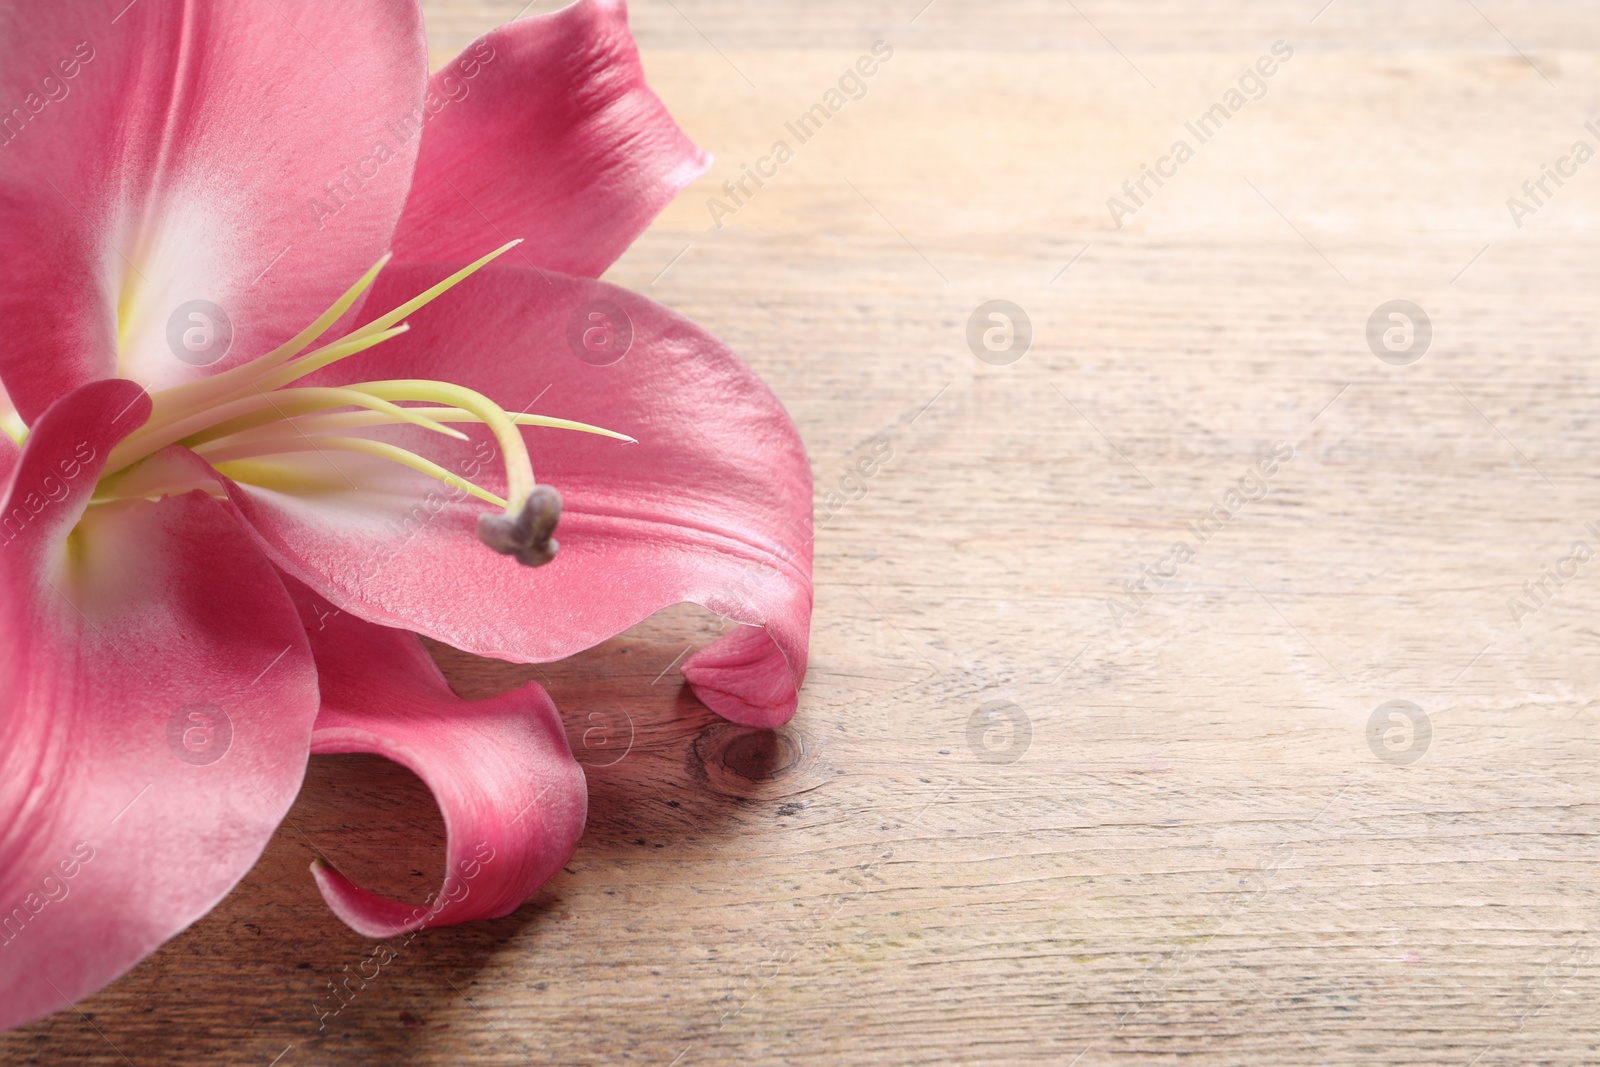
[0,0,812,1030]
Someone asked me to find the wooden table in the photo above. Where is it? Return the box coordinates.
[10,1,1600,1063]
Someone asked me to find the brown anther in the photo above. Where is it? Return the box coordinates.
[476,484,561,567]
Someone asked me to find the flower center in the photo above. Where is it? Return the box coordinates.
[92,242,630,567]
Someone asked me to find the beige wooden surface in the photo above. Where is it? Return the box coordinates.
[10,1,1600,1064]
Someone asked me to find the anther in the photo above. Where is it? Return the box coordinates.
[477,485,562,567]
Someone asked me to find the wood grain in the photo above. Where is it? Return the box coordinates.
[9,1,1600,1064]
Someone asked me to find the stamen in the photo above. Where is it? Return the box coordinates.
[96,241,626,573]
[144,239,516,426]
[93,453,227,504]
[477,484,562,567]
[253,241,524,394]
[150,253,394,420]
[1,409,25,445]
[335,241,521,347]
[198,408,635,444]
[104,384,467,473]
[196,436,507,507]
[135,324,416,449]
[347,381,535,512]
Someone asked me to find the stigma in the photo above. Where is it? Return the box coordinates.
[94,242,632,567]
[477,484,561,566]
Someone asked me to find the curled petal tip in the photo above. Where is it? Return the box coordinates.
[477,484,562,566]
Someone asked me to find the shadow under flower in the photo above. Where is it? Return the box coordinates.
[0,606,815,1066]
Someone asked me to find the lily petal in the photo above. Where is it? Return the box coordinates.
[391,0,709,277]
[283,577,585,939]
[0,0,427,419]
[0,380,319,1030]
[225,262,813,726]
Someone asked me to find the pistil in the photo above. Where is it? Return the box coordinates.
[96,243,631,568]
